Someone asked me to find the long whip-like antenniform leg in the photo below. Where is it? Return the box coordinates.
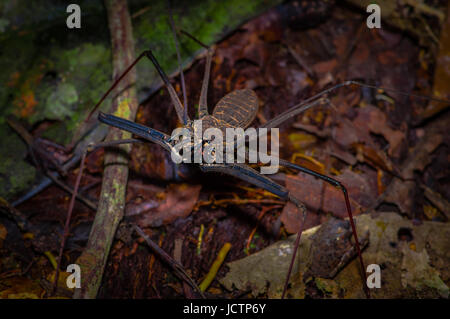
[199,48,214,118]
[179,30,214,118]
[260,80,450,129]
[61,112,203,297]
[87,50,188,125]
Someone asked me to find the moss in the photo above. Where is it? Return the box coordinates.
[314,277,334,295]
[115,98,132,119]
[0,157,36,199]
[0,18,9,33]
[1,0,281,133]
[44,83,78,119]
[51,42,112,132]
[0,123,37,199]
[132,0,283,98]
[0,32,38,124]
[0,0,282,199]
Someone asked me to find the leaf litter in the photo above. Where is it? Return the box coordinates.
[1,1,449,298]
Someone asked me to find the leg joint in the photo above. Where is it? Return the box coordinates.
[288,194,306,213]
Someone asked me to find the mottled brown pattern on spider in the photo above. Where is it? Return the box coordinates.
[199,89,259,134]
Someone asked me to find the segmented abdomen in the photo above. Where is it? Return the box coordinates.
[212,89,258,129]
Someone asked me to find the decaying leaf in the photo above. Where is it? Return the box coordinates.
[281,168,376,233]
[416,4,450,122]
[132,183,202,227]
[381,116,446,216]
[0,277,44,299]
[354,143,395,174]
[400,242,449,298]
[422,185,450,220]
[0,223,7,241]
[333,105,405,158]
[346,0,446,46]
[221,213,449,298]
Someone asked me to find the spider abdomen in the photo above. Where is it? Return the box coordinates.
[212,89,258,129]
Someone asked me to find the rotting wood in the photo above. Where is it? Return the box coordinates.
[73,0,139,299]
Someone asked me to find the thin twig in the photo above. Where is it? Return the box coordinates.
[286,44,315,78]
[46,172,97,210]
[7,117,97,209]
[133,224,205,298]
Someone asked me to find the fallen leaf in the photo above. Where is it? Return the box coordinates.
[133,183,202,227]
[288,132,317,150]
[416,5,450,122]
[281,168,376,233]
[328,142,357,165]
[312,59,337,76]
[125,199,159,217]
[381,116,445,216]
[422,185,450,220]
[353,105,405,158]
[400,242,449,298]
[0,277,44,299]
[221,213,450,298]
[354,143,394,173]
[0,223,7,240]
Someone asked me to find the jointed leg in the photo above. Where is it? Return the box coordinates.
[97,112,173,152]
[260,80,449,129]
[199,162,307,299]
[179,30,214,118]
[198,49,214,118]
[200,163,288,198]
[201,160,371,298]
[278,159,370,298]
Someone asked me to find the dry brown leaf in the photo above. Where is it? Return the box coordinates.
[328,142,357,165]
[133,183,202,227]
[331,106,402,173]
[353,105,405,157]
[422,185,450,220]
[281,168,376,233]
[354,143,394,173]
[416,4,450,122]
[380,116,446,216]
[0,223,7,241]
[0,277,44,299]
[312,59,338,75]
[221,213,450,298]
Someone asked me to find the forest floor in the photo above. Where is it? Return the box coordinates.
[1,1,449,298]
